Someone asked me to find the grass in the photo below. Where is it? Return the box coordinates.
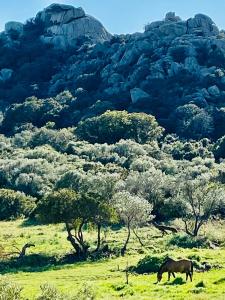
[0,220,224,299]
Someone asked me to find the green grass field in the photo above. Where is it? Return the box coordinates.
[0,220,225,300]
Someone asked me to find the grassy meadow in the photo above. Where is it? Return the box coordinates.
[0,220,224,299]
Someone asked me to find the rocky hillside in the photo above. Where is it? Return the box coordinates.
[1,4,225,140]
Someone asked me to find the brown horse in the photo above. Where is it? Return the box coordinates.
[157,258,193,283]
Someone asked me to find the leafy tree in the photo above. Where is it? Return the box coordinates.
[1,96,64,133]
[76,110,164,144]
[214,135,225,160]
[77,192,116,252]
[0,189,36,220]
[113,191,153,255]
[116,169,165,218]
[78,173,119,251]
[170,104,214,140]
[38,183,117,256]
[175,178,224,236]
[37,189,83,256]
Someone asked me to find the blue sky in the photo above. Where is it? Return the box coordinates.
[1,0,225,34]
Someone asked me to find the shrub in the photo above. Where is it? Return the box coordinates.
[168,234,209,248]
[36,283,65,300]
[0,189,36,220]
[36,283,96,300]
[133,255,168,274]
[76,110,164,144]
[0,277,22,300]
[73,283,96,300]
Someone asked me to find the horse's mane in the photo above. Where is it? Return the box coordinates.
[158,257,174,273]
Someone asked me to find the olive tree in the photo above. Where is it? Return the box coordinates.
[79,173,119,251]
[38,188,112,256]
[113,191,153,255]
[116,169,165,218]
[37,189,83,256]
[176,179,225,236]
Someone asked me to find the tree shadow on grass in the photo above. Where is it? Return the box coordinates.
[19,219,45,228]
[164,277,186,285]
[214,277,225,285]
[0,253,83,274]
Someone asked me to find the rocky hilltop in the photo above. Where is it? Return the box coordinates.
[4,3,111,48]
[1,5,225,140]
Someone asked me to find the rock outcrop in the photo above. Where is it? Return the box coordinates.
[36,3,111,48]
[1,8,225,138]
[145,12,219,39]
[130,88,150,104]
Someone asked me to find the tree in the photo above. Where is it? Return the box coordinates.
[214,135,225,160]
[0,189,36,220]
[113,191,153,255]
[76,110,164,144]
[80,173,119,251]
[78,192,116,252]
[37,189,83,256]
[116,169,165,218]
[38,182,117,257]
[170,104,214,140]
[176,179,224,236]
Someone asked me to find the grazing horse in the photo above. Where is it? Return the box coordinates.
[157,258,193,283]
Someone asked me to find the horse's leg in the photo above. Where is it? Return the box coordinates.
[189,272,192,282]
[168,272,171,281]
[172,272,176,278]
[186,272,188,281]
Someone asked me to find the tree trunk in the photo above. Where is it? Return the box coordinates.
[121,224,131,256]
[184,220,194,237]
[95,224,101,252]
[18,243,35,259]
[133,229,144,247]
[66,223,82,257]
[193,217,199,236]
[76,222,89,257]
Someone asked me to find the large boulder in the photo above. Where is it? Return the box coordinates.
[187,14,219,36]
[130,88,150,104]
[165,12,181,22]
[38,4,85,25]
[208,85,220,97]
[36,3,111,48]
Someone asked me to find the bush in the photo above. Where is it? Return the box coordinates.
[0,277,22,300]
[168,234,209,248]
[36,283,65,300]
[0,189,36,220]
[36,283,96,300]
[133,255,168,274]
[76,110,164,144]
[74,283,96,300]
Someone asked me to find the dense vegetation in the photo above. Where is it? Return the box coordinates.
[0,107,224,256]
[0,9,225,300]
